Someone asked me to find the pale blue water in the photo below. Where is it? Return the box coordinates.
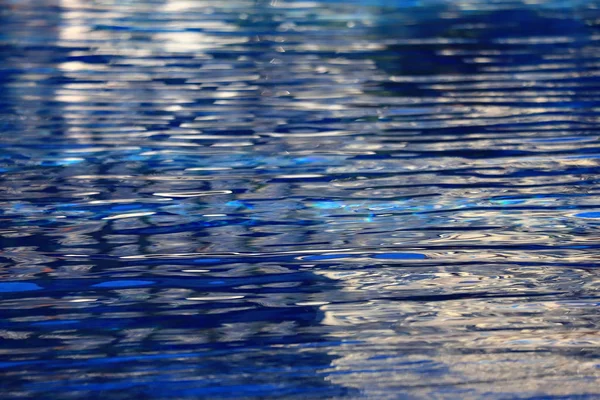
[1,0,600,398]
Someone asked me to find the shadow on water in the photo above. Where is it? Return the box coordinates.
[369,3,600,157]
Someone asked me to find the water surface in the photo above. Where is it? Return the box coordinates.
[1,0,600,398]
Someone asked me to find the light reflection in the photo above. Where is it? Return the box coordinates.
[1,0,600,398]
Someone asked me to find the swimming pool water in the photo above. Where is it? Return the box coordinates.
[1,0,600,398]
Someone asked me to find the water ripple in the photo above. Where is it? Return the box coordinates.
[2,0,600,398]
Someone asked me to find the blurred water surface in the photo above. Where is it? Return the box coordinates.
[2,0,600,398]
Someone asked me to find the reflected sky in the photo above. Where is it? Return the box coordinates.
[1,0,600,398]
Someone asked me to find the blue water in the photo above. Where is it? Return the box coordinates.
[1,0,600,398]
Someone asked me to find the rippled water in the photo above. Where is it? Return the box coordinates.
[2,0,600,398]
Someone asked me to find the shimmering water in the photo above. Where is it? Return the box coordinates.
[1,0,600,398]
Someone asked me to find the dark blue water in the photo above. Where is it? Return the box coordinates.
[1,0,600,398]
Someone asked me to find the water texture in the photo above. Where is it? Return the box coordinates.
[1,0,600,398]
